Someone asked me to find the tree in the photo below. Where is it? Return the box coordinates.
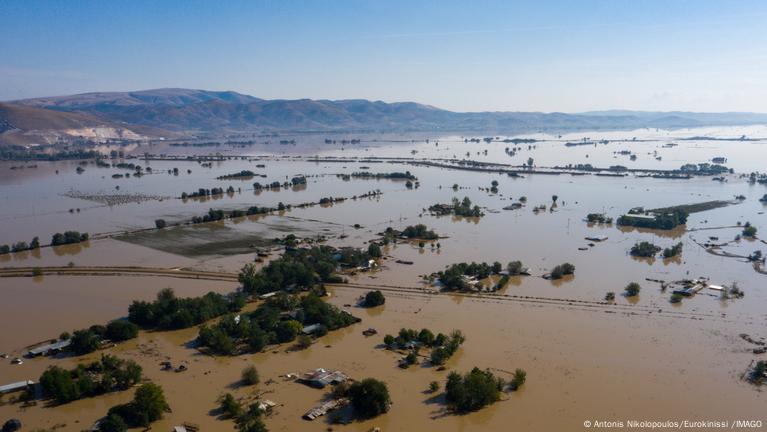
[348,378,391,418]
[219,393,243,418]
[550,263,575,280]
[630,241,661,258]
[368,243,382,258]
[445,367,503,412]
[509,368,527,390]
[131,383,169,425]
[237,404,268,432]
[507,261,524,275]
[527,157,534,168]
[624,282,641,297]
[491,261,503,274]
[154,219,167,229]
[430,347,448,365]
[248,328,268,352]
[275,320,302,343]
[99,414,127,432]
[105,320,139,341]
[296,334,313,349]
[363,290,385,307]
[40,366,80,404]
[383,334,395,347]
[71,329,101,355]
[604,292,615,302]
[752,360,766,382]
[242,365,260,386]
[429,381,440,393]
[418,328,435,346]
[743,225,758,238]
[663,242,683,258]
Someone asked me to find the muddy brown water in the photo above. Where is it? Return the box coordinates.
[1,126,766,430]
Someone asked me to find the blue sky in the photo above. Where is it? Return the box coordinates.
[1,0,766,112]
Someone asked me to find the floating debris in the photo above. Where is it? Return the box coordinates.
[303,398,349,420]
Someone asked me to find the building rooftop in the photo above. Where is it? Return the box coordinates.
[28,339,71,356]
[0,380,34,394]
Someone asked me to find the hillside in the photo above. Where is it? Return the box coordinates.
[9,88,767,134]
[0,103,168,147]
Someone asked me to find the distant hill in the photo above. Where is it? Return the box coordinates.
[8,88,767,134]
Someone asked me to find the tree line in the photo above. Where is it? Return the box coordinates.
[1,231,89,254]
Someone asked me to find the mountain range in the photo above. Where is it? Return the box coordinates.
[2,88,767,146]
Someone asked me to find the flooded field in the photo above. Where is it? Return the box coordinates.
[1,125,765,431]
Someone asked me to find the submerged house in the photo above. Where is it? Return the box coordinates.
[27,339,71,357]
[585,235,608,242]
[0,380,34,394]
[298,368,349,389]
[618,213,658,224]
[302,324,322,335]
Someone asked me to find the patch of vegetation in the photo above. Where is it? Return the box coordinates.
[586,213,613,224]
[367,242,382,258]
[219,393,243,418]
[382,328,465,366]
[239,245,373,295]
[362,290,385,307]
[64,319,139,355]
[742,223,757,238]
[663,242,683,258]
[604,292,615,302]
[106,383,169,428]
[0,148,100,161]
[549,263,575,280]
[181,187,228,199]
[400,224,439,240]
[242,365,260,386]
[445,367,504,412]
[750,360,766,384]
[348,378,391,419]
[429,196,484,217]
[617,208,689,230]
[0,236,41,254]
[214,394,269,431]
[217,170,256,180]
[435,261,510,291]
[630,241,661,258]
[198,292,357,355]
[506,261,525,275]
[128,288,243,330]
[429,381,440,393]
[508,368,527,391]
[40,354,142,405]
[346,171,416,181]
[51,231,89,246]
[624,282,641,297]
[678,163,731,175]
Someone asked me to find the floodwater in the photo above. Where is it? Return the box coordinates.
[0,125,765,431]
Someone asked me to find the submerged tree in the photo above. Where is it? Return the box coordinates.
[348,378,391,418]
[624,282,641,297]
